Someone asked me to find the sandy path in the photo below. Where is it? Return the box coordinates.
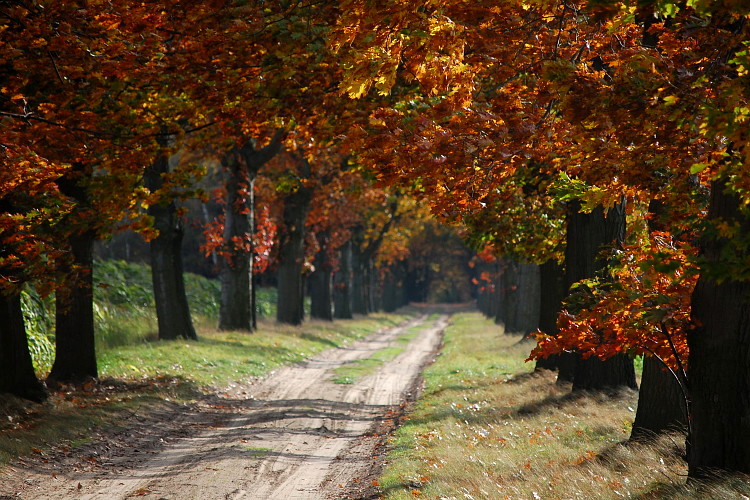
[1,312,447,500]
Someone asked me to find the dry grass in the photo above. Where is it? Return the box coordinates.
[380,312,750,499]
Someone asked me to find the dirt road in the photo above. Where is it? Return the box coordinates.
[1,312,447,500]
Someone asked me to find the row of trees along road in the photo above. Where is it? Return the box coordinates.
[3,0,750,481]
[331,0,750,480]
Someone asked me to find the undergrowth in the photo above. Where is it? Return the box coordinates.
[378,312,750,499]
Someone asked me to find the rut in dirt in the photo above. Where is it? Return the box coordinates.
[0,309,452,500]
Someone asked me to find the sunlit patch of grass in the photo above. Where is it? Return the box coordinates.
[241,446,273,456]
[379,312,750,499]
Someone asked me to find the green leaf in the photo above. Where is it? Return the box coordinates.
[690,162,708,175]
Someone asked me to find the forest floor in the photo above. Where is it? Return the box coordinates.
[0,308,454,500]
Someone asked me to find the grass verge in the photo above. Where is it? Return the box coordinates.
[379,311,750,499]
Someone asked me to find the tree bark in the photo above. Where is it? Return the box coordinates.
[351,240,369,315]
[631,356,687,440]
[48,230,98,383]
[367,259,377,312]
[495,260,540,334]
[276,159,312,326]
[309,245,333,321]
[0,290,47,401]
[474,259,493,317]
[565,200,637,391]
[486,261,500,320]
[334,240,353,319]
[496,258,517,332]
[476,284,489,316]
[218,151,254,331]
[535,259,565,371]
[309,267,333,320]
[688,180,750,477]
[381,262,408,312]
[515,262,540,335]
[145,152,196,341]
[572,354,637,391]
[556,352,577,384]
[218,131,284,331]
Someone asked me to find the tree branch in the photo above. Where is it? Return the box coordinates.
[0,111,215,140]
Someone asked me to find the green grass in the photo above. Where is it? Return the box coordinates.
[241,446,273,456]
[21,289,55,373]
[377,312,750,499]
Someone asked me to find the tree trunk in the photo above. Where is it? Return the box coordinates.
[556,352,577,383]
[494,259,509,329]
[334,241,353,319]
[309,268,333,320]
[382,262,408,312]
[535,259,565,371]
[515,262,540,335]
[485,261,500,320]
[630,198,686,439]
[309,245,333,321]
[351,241,368,315]
[572,354,637,391]
[48,230,98,383]
[558,203,588,384]
[219,131,284,332]
[475,260,493,317]
[366,259,377,312]
[497,260,540,335]
[476,284,489,316]
[145,153,196,340]
[0,290,47,401]
[218,152,254,331]
[631,356,687,440]
[688,180,750,477]
[565,200,637,391]
[497,259,518,332]
[276,179,312,326]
